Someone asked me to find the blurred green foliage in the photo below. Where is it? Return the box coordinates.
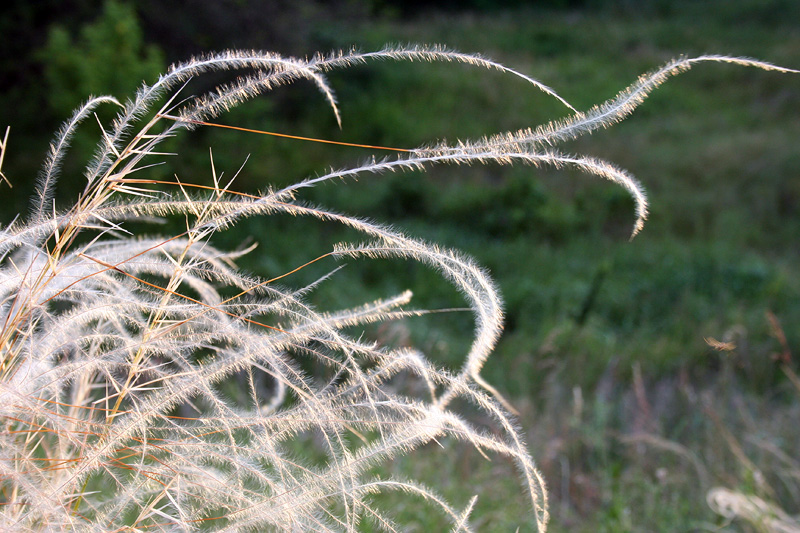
[38,0,165,117]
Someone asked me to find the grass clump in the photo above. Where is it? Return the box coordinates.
[0,46,797,531]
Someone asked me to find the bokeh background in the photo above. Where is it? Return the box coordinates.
[2,1,799,530]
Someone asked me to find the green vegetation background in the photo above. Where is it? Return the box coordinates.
[1,0,798,530]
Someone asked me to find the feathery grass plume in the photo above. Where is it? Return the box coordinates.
[707,488,800,532]
[0,46,797,531]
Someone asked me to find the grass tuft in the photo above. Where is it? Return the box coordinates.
[0,46,796,531]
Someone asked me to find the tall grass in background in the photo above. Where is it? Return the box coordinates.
[0,46,796,531]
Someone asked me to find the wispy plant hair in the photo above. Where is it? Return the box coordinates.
[0,46,796,531]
